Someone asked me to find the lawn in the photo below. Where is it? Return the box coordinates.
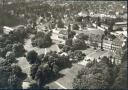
[46,64,84,89]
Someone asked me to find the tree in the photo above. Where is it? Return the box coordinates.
[57,19,64,28]
[92,42,98,50]
[104,30,108,36]
[30,64,39,79]
[7,65,27,89]
[12,42,25,57]
[76,33,89,40]
[0,26,3,33]
[8,74,22,89]
[72,39,87,50]
[11,65,27,80]
[35,63,51,87]
[28,81,40,89]
[72,56,118,89]
[0,58,11,88]
[26,50,38,64]
[5,44,13,51]
[73,24,79,30]
[65,38,73,47]
[58,44,64,49]
[33,32,52,48]
[111,51,127,89]
[96,17,101,26]
[6,51,17,64]
[0,60,26,89]
[73,73,109,89]
[52,64,59,75]
[0,48,8,58]
[101,34,105,51]
[68,31,76,39]
[108,20,115,32]
[69,50,85,62]
[75,16,83,22]
[62,45,72,52]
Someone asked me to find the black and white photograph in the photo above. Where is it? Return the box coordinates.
[0,0,127,89]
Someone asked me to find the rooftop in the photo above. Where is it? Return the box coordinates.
[115,21,127,25]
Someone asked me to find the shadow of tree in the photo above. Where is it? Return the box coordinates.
[45,73,65,84]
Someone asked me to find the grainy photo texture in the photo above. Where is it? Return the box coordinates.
[0,0,127,89]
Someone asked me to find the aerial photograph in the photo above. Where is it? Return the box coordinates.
[0,0,127,89]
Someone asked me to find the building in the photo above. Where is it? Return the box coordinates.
[113,21,127,31]
[3,26,14,34]
[101,23,109,30]
[78,10,89,17]
[111,37,123,52]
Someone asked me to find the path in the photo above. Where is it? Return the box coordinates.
[46,64,84,89]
